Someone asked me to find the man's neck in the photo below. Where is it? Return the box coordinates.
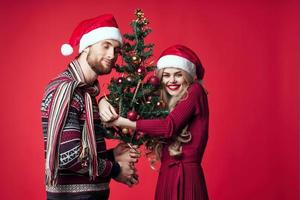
[76,53,97,84]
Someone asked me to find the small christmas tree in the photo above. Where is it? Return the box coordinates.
[104,9,168,146]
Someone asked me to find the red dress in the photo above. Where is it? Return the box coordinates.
[137,82,209,200]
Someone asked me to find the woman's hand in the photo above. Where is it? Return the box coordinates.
[103,117,137,130]
[102,117,122,128]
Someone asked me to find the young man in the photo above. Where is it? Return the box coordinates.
[41,14,140,200]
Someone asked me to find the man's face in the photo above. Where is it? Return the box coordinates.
[86,39,121,75]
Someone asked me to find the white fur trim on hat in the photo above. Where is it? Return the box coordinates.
[61,44,73,56]
[157,55,196,77]
[79,27,122,53]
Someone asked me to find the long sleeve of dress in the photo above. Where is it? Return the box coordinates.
[136,82,203,138]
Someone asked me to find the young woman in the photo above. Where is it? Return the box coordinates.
[100,45,209,200]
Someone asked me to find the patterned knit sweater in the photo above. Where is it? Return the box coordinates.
[41,68,118,197]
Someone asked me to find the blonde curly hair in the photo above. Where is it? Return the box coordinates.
[146,68,194,161]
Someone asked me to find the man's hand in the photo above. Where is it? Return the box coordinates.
[98,97,118,122]
[114,161,139,187]
[113,143,140,163]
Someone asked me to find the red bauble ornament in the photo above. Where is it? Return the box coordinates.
[127,110,138,121]
[137,131,145,137]
[148,76,160,88]
[117,77,123,84]
[137,67,145,75]
[146,95,152,102]
[135,131,145,141]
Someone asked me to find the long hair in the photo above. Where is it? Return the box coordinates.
[148,68,194,161]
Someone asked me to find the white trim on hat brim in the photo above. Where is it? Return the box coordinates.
[79,27,123,53]
[157,55,196,77]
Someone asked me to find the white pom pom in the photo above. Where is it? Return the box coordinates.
[61,44,73,56]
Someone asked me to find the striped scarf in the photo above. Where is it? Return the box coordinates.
[45,60,100,185]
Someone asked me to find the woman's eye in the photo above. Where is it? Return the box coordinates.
[176,74,182,77]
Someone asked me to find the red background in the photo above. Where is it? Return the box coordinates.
[0,0,298,199]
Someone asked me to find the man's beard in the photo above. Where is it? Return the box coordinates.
[90,63,112,75]
[87,54,113,75]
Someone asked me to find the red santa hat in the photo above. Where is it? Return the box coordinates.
[61,14,123,56]
[157,45,204,80]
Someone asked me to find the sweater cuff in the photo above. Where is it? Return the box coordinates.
[136,120,143,133]
[110,162,121,179]
[98,159,113,177]
[106,148,115,161]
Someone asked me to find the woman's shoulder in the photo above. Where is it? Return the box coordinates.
[186,82,208,116]
[187,81,206,96]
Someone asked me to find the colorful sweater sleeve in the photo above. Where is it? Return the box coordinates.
[59,90,116,177]
[136,83,203,138]
[43,86,115,177]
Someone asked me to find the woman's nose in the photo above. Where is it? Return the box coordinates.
[170,75,176,83]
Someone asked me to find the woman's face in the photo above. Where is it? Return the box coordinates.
[162,68,187,96]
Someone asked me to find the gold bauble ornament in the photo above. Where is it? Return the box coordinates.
[122,128,129,134]
[126,75,134,82]
[132,55,141,65]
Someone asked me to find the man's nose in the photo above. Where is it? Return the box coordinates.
[107,48,115,59]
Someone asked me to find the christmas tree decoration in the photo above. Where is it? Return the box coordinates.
[142,19,149,25]
[156,100,167,109]
[117,77,123,84]
[148,75,160,88]
[122,128,130,134]
[132,55,142,65]
[137,131,145,138]
[104,129,116,139]
[135,9,144,19]
[146,95,152,103]
[126,75,134,82]
[127,110,138,121]
[104,9,169,146]
[106,129,114,135]
[136,67,145,75]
